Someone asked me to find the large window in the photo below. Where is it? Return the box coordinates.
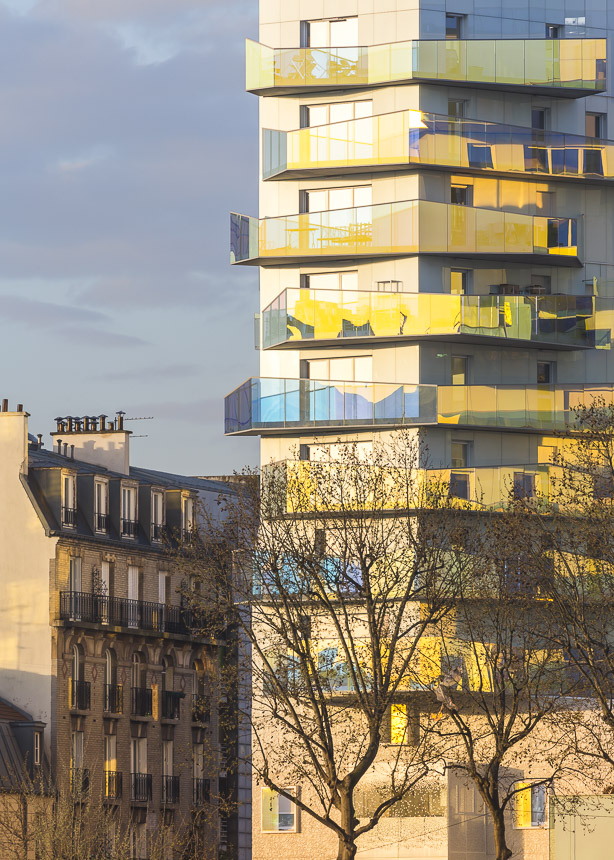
[514,782,547,828]
[301,17,357,48]
[302,271,358,291]
[94,480,109,532]
[62,473,77,527]
[262,788,297,833]
[303,185,371,213]
[121,485,138,538]
[151,490,164,541]
[303,99,372,127]
[304,355,372,382]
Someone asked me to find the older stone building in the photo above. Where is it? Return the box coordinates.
[0,402,243,859]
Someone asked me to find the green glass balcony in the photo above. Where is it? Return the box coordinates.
[230,202,580,266]
[261,290,612,351]
[268,459,558,513]
[263,110,614,183]
[224,378,614,436]
[246,38,606,97]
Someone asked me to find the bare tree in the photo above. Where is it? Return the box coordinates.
[177,435,479,860]
[519,399,614,770]
[0,764,196,860]
[418,504,582,860]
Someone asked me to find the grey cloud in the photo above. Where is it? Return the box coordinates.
[95,363,199,382]
[0,294,107,326]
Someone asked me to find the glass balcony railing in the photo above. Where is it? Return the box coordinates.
[225,378,436,434]
[230,202,579,265]
[267,459,559,513]
[224,378,614,435]
[246,38,606,96]
[262,290,612,351]
[263,110,614,182]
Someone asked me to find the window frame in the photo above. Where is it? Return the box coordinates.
[34,731,41,767]
[121,483,138,539]
[62,472,77,528]
[94,479,109,532]
[513,781,548,829]
[261,787,298,834]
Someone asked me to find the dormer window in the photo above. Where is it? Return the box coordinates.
[121,484,138,539]
[95,480,109,533]
[62,473,77,528]
[151,490,165,542]
[34,731,41,767]
[182,495,194,544]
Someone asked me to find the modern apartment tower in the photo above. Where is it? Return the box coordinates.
[226,2,612,857]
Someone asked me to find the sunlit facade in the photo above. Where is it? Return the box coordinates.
[227,2,612,857]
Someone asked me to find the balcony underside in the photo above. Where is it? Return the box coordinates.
[267,331,593,351]
[265,161,614,185]
[237,251,582,267]
[250,79,606,99]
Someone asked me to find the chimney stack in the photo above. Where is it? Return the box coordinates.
[2,400,7,412]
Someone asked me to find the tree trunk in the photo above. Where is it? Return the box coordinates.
[493,808,512,860]
[336,837,357,860]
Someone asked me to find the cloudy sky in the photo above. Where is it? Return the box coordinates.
[0,0,259,474]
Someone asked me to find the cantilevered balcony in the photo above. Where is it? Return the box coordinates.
[264,110,614,183]
[262,290,611,351]
[224,377,614,436]
[230,202,580,266]
[266,459,559,514]
[246,38,606,97]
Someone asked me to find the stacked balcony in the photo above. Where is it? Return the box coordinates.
[262,290,611,351]
[246,38,606,97]
[231,202,579,266]
[225,378,614,436]
[264,111,614,183]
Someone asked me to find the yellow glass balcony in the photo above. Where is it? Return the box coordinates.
[264,459,559,514]
[230,202,580,266]
[246,38,606,97]
[262,290,611,351]
[224,378,614,436]
[263,110,614,183]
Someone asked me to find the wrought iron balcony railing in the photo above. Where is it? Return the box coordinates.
[105,770,122,800]
[62,506,77,527]
[151,522,164,542]
[193,778,209,806]
[59,591,199,636]
[104,684,123,714]
[161,690,183,720]
[95,512,109,532]
[130,687,153,718]
[162,775,180,804]
[130,772,152,803]
[246,37,606,97]
[69,680,91,711]
[121,518,138,538]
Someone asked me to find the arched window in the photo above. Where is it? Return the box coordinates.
[191,659,209,723]
[161,655,175,693]
[318,646,352,692]
[131,652,145,689]
[104,649,117,687]
[72,644,84,682]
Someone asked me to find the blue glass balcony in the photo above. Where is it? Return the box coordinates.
[225,378,614,436]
